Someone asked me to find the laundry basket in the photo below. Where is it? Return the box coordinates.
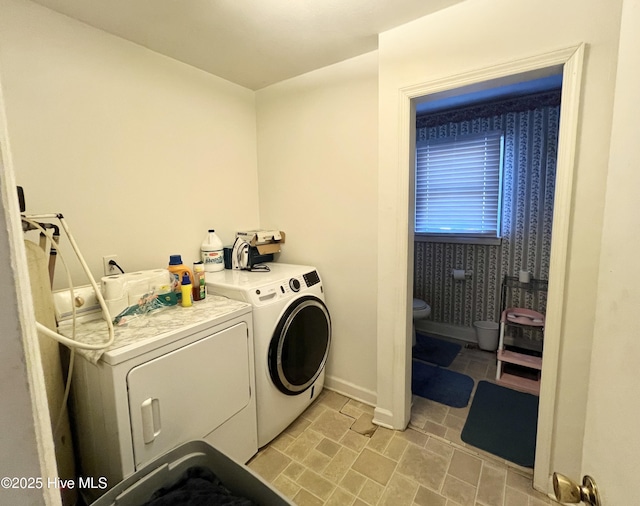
[473,321,500,351]
[90,440,293,506]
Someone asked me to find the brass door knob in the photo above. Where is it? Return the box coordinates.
[553,473,601,506]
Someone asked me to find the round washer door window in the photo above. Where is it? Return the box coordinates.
[269,295,331,395]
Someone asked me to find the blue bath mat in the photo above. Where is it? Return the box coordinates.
[461,381,539,467]
[411,360,474,408]
[413,333,462,367]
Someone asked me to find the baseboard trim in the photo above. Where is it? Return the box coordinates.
[372,407,395,429]
[415,320,478,344]
[324,374,377,407]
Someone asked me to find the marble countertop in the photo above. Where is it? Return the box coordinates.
[58,295,251,364]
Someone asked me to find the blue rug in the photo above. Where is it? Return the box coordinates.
[413,333,462,367]
[411,360,474,408]
[461,381,539,467]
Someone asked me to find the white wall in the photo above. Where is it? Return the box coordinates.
[256,52,379,402]
[377,0,622,486]
[0,0,260,287]
[583,0,640,503]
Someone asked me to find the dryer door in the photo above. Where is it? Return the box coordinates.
[268,295,331,395]
[126,322,252,468]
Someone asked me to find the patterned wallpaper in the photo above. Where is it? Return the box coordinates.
[413,91,560,326]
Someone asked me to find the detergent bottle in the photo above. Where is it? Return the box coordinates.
[167,255,193,303]
[180,272,193,307]
[201,229,224,272]
[192,261,206,301]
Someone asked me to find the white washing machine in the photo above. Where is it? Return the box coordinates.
[57,289,258,501]
[206,263,331,448]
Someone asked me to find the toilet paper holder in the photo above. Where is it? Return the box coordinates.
[452,269,473,280]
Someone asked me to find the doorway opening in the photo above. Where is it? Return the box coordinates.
[409,72,563,468]
[373,44,585,494]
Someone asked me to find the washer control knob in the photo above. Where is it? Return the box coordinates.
[289,278,301,292]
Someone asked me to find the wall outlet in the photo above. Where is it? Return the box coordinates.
[103,255,118,276]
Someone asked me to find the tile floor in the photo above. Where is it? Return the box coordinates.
[249,342,557,506]
[248,343,560,506]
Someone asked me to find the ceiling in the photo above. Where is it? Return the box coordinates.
[29,0,465,90]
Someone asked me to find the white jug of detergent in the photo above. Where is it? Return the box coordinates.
[201,229,224,272]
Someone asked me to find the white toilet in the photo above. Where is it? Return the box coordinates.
[412,298,431,346]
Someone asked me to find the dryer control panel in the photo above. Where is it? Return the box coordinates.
[248,270,322,307]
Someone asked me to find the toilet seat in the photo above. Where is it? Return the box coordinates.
[413,298,431,319]
[413,298,428,311]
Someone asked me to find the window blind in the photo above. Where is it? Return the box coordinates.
[415,131,504,237]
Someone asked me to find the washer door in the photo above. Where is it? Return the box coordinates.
[269,295,331,395]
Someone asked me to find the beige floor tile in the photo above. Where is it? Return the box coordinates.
[506,468,536,496]
[467,360,490,377]
[422,420,448,438]
[270,432,296,452]
[425,437,455,460]
[309,409,354,442]
[351,448,398,486]
[396,427,429,447]
[350,412,378,437]
[285,416,312,438]
[247,447,291,482]
[302,401,329,422]
[505,486,529,506]
[358,478,384,505]
[273,474,301,499]
[325,487,356,506]
[340,429,369,453]
[297,469,336,501]
[302,449,332,473]
[317,389,350,411]
[396,444,449,491]
[441,474,477,506]
[476,463,507,505]
[293,488,325,506]
[253,345,545,506]
[316,437,341,458]
[443,412,466,432]
[414,485,447,506]
[383,435,409,461]
[378,473,418,506]
[339,469,367,496]
[282,461,306,481]
[529,496,553,506]
[447,449,482,487]
[321,446,359,483]
[285,430,324,462]
[367,425,394,453]
[343,398,375,416]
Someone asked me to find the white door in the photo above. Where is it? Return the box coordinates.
[127,322,251,468]
[578,1,640,503]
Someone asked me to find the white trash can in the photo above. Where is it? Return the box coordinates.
[473,321,500,351]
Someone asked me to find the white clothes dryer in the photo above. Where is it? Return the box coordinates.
[206,263,331,448]
[57,291,257,501]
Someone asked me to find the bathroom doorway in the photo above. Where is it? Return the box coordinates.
[409,73,563,469]
[374,45,586,492]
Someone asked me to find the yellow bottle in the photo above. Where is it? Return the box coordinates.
[180,272,193,307]
[168,254,193,304]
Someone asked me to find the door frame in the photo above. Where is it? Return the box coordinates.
[373,44,585,493]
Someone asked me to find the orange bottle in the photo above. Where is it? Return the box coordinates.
[167,255,193,304]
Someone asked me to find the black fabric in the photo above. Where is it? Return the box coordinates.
[143,466,257,506]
